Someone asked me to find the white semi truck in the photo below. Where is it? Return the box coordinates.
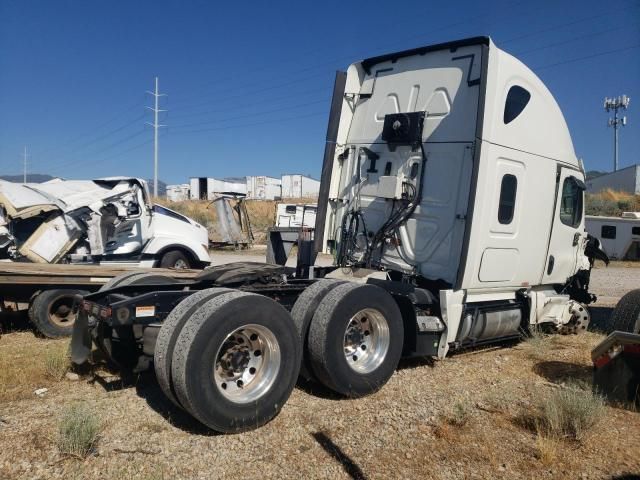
[71,37,610,432]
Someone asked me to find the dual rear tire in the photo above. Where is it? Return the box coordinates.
[292,281,404,398]
[152,279,403,431]
[154,290,301,433]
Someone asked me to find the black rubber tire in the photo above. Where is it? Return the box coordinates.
[29,289,89,338]
[159,250,191,269]
[307,282,404,397]
[609,289,640,334]
[290,279,345,381]
[171,291,301,433]
[154,287,233,409]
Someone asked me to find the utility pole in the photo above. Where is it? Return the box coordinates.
[146,77,166,197]
[22,146,29,183]
[604,95,630,172]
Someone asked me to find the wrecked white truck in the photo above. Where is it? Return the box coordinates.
[0,177,210,336]
[72,37,609,433]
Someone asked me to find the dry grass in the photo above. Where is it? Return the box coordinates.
[57,402,101,458]
[155,197,316,244]
[586,189,640,216]
[534,433,559,465]
[1,279,639,479]
[0,334,69,402]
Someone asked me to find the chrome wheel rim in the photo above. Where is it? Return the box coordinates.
[343,308,389,374]
[213,324,280,404]
[173,259,188,269]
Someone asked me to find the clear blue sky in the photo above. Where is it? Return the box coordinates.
[1,0,638,184]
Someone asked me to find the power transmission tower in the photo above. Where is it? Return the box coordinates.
[146,77,166,197]
[22,146,29,183]
[604,95,630,172]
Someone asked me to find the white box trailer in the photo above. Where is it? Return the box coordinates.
[246,175,281,200]
[189,177,247,200]
[586,213,640,260]
[72,37,609,434]
[281,174,321,198]
[166,184,191,202]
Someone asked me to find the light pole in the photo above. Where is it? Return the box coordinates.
[604,95,630,172]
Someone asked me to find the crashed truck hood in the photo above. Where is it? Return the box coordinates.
[0,177,148,216]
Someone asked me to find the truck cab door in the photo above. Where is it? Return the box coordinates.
[542,168,586,284]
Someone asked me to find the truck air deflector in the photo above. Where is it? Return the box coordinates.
[360,36,490,75]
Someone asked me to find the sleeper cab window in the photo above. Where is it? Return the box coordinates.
[559,177,584,228]
[503,85,531,124]
[601,225,616,239]
[498,174,517,224]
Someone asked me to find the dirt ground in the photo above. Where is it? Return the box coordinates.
[0,259,638,479]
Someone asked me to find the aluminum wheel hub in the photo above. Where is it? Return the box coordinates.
[343,308,390,374]
[213,324,280,404]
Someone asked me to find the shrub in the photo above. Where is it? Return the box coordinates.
[447,399,471,427]
[57,402,101,458]
[45,345,69,380]
[537,384,604,441]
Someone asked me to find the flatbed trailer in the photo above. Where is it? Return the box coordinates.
[0,262,199,337]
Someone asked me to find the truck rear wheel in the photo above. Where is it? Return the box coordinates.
[159,250,191,269]
[291,279,345,381]
[307,283,404,397]
[154,287,233,408]
[171,292,301,433]
[609,289,640,334]
[29,289,89,338]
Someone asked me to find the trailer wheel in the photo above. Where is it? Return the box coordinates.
[159,250,191,269]
[29,289,89,338]
[154,287,233,409]
[307,283,403,397]
[171,292,301,433]
[609,289,640,334]
[290,279,345,381]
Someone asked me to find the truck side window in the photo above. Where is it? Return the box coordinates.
[632,226,640,236]
[504,85,531,124]
[559,177,583,228]
[601,225,616,239]
[498,174,517,224]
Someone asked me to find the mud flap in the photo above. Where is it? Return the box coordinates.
[592,331,640,407]
[70,297,92,365]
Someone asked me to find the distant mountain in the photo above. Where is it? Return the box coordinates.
[0,173,57,183]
